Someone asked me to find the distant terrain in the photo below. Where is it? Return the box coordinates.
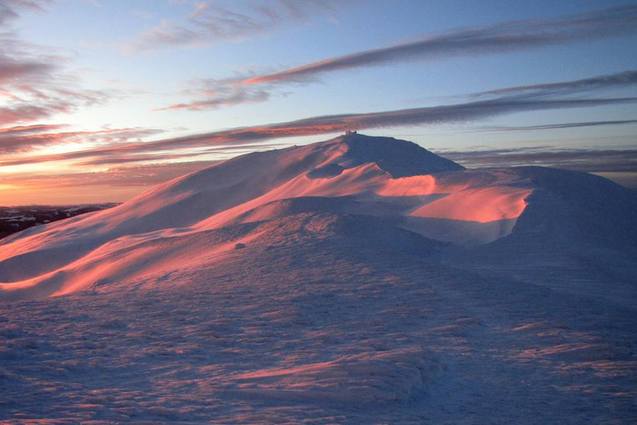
[0,204,117,240]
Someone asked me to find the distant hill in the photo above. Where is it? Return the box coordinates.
[0,204,117,240]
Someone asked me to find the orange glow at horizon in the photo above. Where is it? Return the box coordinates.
[0,180,145,206]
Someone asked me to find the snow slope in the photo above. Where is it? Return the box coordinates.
[448,166,637,305]
[1,133,636,423]
[0,133,533,298]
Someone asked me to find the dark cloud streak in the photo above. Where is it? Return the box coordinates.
[245,6,637,85]
[476,118,637,132]
[441,147,637,174]
[165,5,637,111]
[160,89,270,111]
[472,71,637,99]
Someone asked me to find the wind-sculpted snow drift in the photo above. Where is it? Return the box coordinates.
[1,134,636,423]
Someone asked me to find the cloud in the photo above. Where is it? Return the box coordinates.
[0,124,164,154]
[160,86,270,111]
[0,2,114,126]
[128,0,347,52]
[472,70,637,99]
[0,49,111,125]
[437,146,637,189]
[163,5,637,111]
[75,151,213,166]
[75,142,284,166]
[0,3,55,91]
[0,123,64,136]
[0,0,49,25]
[245,5,637,85]
[0,56,53,86]
[439,147,637,174]
[4,83,637,167]
[475,118,637,132]
[0,123,66,153]
[0,104,61,126]
[130,20,204,51]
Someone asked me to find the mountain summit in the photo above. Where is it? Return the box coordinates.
[306,132,464,177]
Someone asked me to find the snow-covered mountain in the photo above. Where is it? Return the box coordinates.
[1,133,636,423]
[0,134,523,296]
[1,133,635,300]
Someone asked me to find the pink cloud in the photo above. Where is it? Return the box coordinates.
[0,124,164,154]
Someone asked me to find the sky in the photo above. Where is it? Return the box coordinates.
[1,0,636,205]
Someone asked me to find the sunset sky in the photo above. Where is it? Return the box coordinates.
[1,0,637,205]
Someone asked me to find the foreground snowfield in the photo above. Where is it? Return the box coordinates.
[1,134,636,423]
